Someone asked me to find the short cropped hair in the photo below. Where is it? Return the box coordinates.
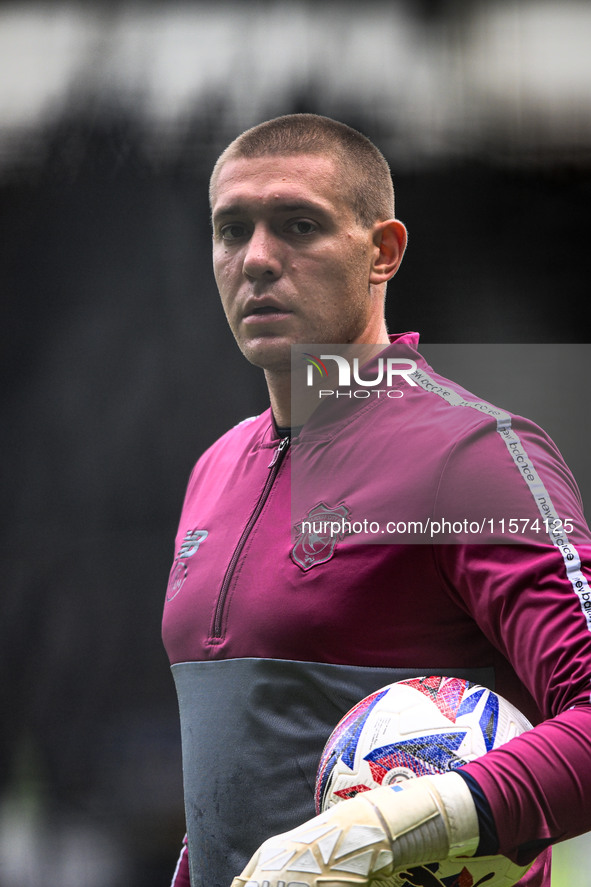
[210,114,395,227]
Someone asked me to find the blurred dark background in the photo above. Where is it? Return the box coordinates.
[1,1,590,884]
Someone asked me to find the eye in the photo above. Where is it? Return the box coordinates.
[286,219,318,236]
[220,223,248,242]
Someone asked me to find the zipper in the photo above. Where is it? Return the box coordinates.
[209,435,291,641]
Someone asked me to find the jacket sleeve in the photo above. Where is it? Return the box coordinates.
[433,414,591,864]
[170,834,191,887]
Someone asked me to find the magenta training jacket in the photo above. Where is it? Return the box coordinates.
[163,334,591,887]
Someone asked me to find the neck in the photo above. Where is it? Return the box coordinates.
[265,320,391,428]
[265,369,316,428]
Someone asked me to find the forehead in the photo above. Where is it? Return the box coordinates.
[211,153,352,219]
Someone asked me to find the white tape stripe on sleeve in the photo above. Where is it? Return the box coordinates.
[411,366,591,635]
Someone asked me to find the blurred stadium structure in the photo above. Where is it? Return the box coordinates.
[1,1,591,173]
[1,2,590,885]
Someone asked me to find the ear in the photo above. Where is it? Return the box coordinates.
[369,219,408,285]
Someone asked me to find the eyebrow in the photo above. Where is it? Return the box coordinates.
[213,199,330,220]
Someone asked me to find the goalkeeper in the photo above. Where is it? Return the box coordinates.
[162,114,591,887]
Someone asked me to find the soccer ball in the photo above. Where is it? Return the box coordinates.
[315,676,533,887]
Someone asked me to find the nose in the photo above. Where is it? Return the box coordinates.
[242,225,282,280]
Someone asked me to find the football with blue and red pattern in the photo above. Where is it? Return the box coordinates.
[315,676,534,887]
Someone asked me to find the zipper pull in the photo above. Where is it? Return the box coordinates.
[268,435,290,468]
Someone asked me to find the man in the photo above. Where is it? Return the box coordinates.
[163,114,591,887]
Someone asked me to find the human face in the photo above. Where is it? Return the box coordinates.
[211,153,389,373]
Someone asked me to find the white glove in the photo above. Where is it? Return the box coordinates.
[231,772,479,887]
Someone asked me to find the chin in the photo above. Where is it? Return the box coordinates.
[240,341,293,372]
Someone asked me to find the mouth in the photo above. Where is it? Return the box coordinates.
[243,302,293,322]
[249,306,284,315]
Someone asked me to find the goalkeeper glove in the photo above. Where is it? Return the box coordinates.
[230,771,479,887]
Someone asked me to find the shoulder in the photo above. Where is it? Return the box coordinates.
[195,408,273,464]
[178,409,274,501]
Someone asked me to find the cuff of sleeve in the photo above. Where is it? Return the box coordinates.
[455,769,500,856]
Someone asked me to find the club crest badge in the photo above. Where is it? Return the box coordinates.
[291,502,350,571]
